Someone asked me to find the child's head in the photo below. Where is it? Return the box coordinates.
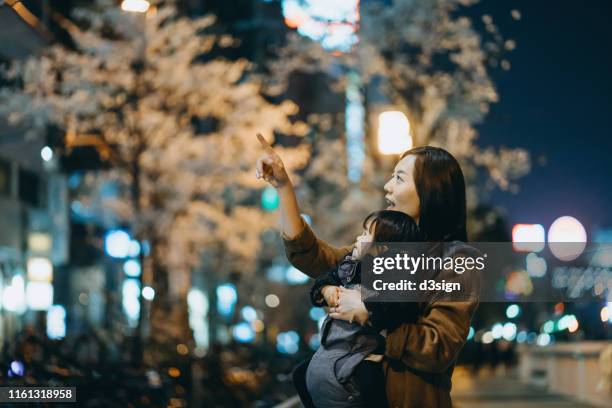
[352,210,422,258]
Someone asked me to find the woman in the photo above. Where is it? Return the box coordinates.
[256,134,479,407]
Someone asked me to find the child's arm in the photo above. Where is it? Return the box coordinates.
[361,281,420,330]
[310,268,342,307]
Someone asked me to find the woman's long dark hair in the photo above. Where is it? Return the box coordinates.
[401,146,467,242]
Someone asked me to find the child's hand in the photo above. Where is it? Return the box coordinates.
[329,287,369,326]
[322,285,340,307]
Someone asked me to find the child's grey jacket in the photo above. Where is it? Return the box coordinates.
[306,285,383,408]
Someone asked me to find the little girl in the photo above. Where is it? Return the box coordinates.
[300,210,423,408]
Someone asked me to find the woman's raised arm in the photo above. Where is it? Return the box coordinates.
[255,133,303,239]
[255,134,351,277]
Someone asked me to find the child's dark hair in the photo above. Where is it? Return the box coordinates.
[363,210,422,242]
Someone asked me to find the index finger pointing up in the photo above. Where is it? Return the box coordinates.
[257,133,275,154]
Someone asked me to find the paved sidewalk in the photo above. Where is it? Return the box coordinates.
[451,367,594,408]
[276,367,596,408]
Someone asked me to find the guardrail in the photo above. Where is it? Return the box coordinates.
[518,341,610,407]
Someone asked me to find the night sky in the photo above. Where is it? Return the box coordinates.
[467,0,612,234]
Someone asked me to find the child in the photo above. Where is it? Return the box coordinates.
[301,210,423,408]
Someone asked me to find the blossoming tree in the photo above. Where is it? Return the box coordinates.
[0,0,309,362]
[266,0,530,242]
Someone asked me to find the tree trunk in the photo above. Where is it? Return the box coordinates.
[146,249,192,366]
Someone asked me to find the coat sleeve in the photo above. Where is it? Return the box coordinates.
[310,268,342,306]
[282,217,353,279]
[384,299,477,373]
[383,252,481,373]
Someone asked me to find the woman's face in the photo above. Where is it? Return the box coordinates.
[384,155,420,221]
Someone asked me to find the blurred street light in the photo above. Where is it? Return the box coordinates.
[281,0,359,52]
[105,230,131,258]
[142,286,155,301]
[502,322,517,341]
[377,111,413,155]
[548,216,587,261]
[28,232,52,253]
[26,282,53,311]
[232,322,255,343]
[47,305,67,340]
[467,326,475,341]
[309,307,325,321]
[122,279,141,322]
[558,314,579,332]
[241,306,257,322]
[188,288,209,348]
[512,224,545,252]
[120,0,150,13]
[525,252,547,277]
[9,361,25,377]
[3,275,26,314]
[542,320,554,333]
[506,304,521,319]
[251,319,265,332]
[277,330,299,354]
[40,146,53,161]
[491,323,503,339]
[537,333,551,346]
[286,265,309,284]
[27,257,53,282]
[601,306,610,323]
[25,254,54,318]
[261,186,280,211]
[265,293,280,308]
[217,284,237,317]
[123,260,141,277]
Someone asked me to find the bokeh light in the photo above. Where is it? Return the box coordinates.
[105,230,131,259]
[377,111,413,155]
[123,260,141,277]
[281,0,359,52]
[232,322,255,343]
[120,0,150,13]
[217,284,238,317]
[512,224,545,252]
[47,305,67,340]
[40,146,53,161]
[265,294,280,308]
[548,216,587,261]
[506,304,521,319]
[241,306,258,322]
[142,286,155,301]
[26,282,54,311]
[525,253,547,277]
[276,330,299,354]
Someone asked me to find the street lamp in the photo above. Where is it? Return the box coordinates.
[120,0,150,13]
[377,111,413,155]
[548,216,587,261]
[512,223,545,252]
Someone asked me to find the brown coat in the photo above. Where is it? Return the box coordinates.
[283,219,479,408]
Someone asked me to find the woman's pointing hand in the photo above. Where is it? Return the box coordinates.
[255,133,290,188]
